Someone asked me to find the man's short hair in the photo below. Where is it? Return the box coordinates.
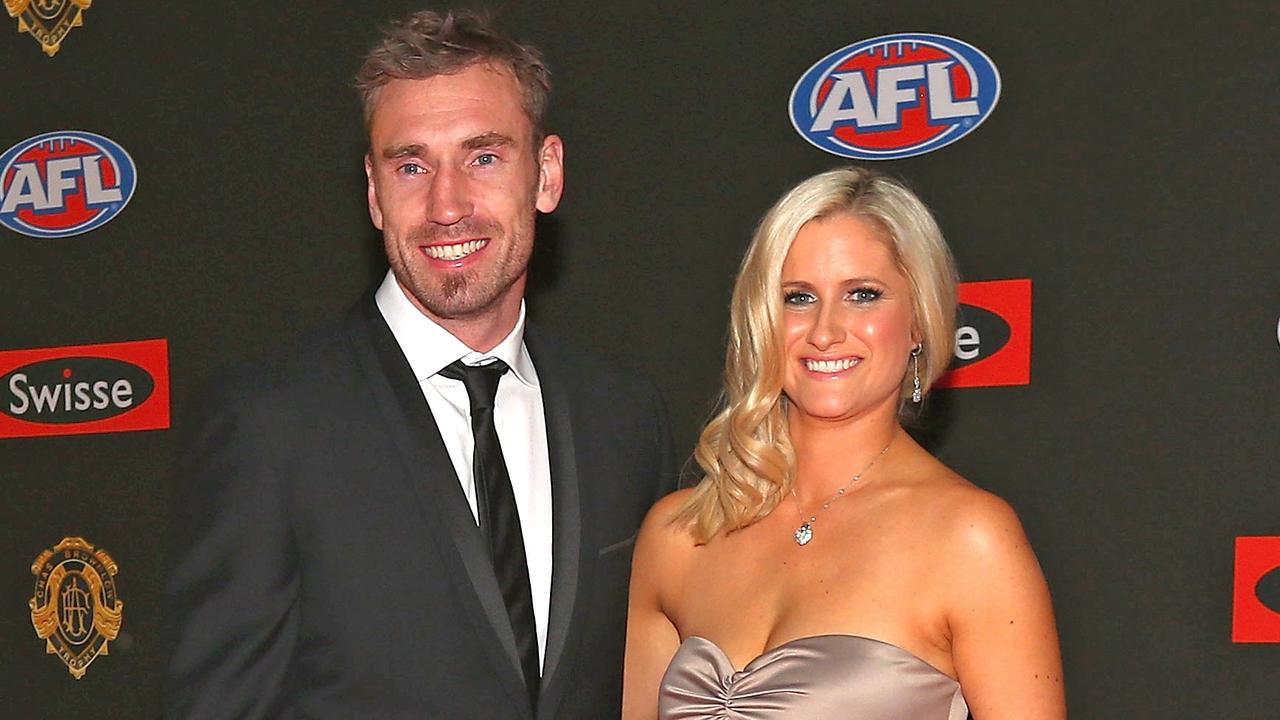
[355,9,552,138]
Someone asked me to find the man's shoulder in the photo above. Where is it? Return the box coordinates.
[525,324,658,397]
[199,302,370,404]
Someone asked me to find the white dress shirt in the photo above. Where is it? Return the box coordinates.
[375,271,552,669]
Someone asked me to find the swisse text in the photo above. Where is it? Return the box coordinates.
[10,375,133,413]
[2,357,154,424]
[954,326,980,361]
[950,304,1010,368]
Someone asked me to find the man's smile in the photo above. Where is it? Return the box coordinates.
[423,238,490,261]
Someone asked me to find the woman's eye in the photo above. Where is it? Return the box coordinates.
[849,287,881,303]
[784,291,816,306]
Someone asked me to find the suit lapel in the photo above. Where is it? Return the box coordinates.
[525,327,582,690]
[348,297,532,719]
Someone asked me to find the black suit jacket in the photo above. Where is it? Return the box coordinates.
[164,297,676,719]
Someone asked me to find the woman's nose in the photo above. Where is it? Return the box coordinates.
[807,304,846,349]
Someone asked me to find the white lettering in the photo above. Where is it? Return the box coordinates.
[7,373,139,416]
[30,382,62,413]
[926,61,979,120]
[955,326,981,360]
[111,379,133,408]
[81,155,123,204]
[92,380,110,410]
[873,65,925,126]
[810,71,879,131]
[43,157,81,210]
[0,164,49,213]
[8,373,29,414]
[73,382,92,411]
[811,61,984,134]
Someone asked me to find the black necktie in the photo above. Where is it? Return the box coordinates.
[438,359,540,708]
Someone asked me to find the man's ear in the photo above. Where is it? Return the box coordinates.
[535,134,564,214]
[365,154,384,230]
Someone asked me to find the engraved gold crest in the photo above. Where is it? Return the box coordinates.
[29,537,123,679]
[5,0,92,57]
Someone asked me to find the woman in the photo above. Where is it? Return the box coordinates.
[623,167,1065,719]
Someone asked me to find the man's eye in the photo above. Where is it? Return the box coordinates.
[784,291,816,306]
[398,163,425,175]
[849,287,882,303]
[474,153,498,166]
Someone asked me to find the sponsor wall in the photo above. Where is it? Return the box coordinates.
[2,1,1276,717]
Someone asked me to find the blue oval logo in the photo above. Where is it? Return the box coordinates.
[789,33,1001,160]
[0,130,137,238]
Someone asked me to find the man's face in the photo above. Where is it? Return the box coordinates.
[365,63,563,324]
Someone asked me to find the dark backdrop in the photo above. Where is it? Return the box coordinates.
[3,2,1277,717]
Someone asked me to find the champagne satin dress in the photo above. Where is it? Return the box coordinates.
[658,634,969,719]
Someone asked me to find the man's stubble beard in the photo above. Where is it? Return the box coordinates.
[388,213,535,321]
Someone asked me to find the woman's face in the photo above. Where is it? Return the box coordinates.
[780,213,918,425]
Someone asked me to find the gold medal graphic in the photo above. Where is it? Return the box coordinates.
[5,0,92,57]
[29,537,123,679]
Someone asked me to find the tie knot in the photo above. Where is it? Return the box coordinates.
[438,359,509,411]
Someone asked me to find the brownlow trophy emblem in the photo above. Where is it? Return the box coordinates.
[29,536,123,679]
[4,0,92,57]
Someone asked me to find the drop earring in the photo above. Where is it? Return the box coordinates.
[910,343,923,403]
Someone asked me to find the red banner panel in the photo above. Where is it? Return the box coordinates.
[1233,536,1280,643]
[0,339,169,439]
[935,278,1032,389]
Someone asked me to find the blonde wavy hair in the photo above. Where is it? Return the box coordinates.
[677,166,958,542]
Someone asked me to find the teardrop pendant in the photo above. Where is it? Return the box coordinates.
[794,523,814,546]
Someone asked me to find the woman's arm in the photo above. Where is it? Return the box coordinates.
[622,491,692,720]
[946,491,1066,720]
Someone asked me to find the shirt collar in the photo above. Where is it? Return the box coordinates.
[374,270,539,389]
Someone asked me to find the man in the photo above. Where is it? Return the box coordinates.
[164,10,676,719]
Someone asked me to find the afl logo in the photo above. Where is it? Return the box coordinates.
[789,33,1001,160]
[0,130,137,238]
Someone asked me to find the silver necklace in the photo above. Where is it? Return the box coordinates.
[790,441,891,546]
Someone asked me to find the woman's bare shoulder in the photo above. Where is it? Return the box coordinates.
[629,488,702,607]
[907,468,1047,607]
[634,488,701,558]
[892,453,1034,567]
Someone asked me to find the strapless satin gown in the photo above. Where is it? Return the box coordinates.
[658,634,969,719]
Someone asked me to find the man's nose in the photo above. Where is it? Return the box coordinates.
[425,166,475,226]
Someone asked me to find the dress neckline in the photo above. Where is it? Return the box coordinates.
[681,633,956,681]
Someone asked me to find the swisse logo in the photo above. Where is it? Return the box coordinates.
[0,339,168,439]
[5,357,154,423]
[790,33,1001,160]
[0,131,137,238]
[1233,536,1280,643]
[936,278,1031,389]
[950,304,1010,369]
